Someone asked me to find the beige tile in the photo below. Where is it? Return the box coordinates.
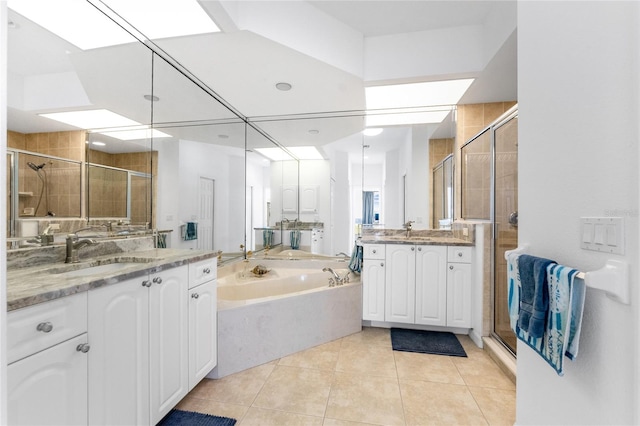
[278,340,342,371]
[468,386,516,426]
[174,395,248,422]
[188,362,276,405]
[323,418,380,426]
[452,350,516,390]
[253,365,333,417]
[400,379,488,426]
[394,351,465,385]
[341,327,390,347]
[457,334,484,355]
[336,341,397,378]
[325,372,404,426]
[239,407,323,426]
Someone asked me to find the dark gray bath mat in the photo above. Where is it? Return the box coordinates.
[157,409,237,426]
[390,328,467,357]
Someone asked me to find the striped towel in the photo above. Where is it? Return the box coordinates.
[290,230,301,249]
[348,243,363,274]
[263,229,274,247]
[508,255,584,375]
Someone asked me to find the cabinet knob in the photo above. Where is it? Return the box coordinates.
[152,277,163,284]
[458,252,463,257]
[449,265,454,270]
[380,262,384,267]
[203,268,211,274]
[191,293,200,299]
[411,247,415,251]
[418,247,422,251]
[372,249,377,254]
[76,343,91,353]
[36,322,53,333]
[142,280,152,287]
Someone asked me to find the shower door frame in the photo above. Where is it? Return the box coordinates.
[490,107,519,356]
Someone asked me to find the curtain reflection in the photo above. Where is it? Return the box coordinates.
[362,191,375,225]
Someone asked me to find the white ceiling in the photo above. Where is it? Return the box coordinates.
[6,0,517,157]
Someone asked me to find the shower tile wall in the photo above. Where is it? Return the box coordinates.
[454,102,517,220]
[8,130,85,217]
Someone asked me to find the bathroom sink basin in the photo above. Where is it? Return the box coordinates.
[55,262,140,278]
[52,257,156,278]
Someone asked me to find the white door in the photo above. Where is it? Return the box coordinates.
[88,276,150,426]
[198,177,214,250]
[149,267,189,424]
[8,334,89,426]
[385,245,416,324]
[362,259,385,321]
[415,245,447,326]
[188,280,217,390]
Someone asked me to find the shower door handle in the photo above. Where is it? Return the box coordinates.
[508,211,518,227]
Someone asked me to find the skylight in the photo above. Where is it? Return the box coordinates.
[366,79,474,110]
[256,146,324,161]
[8,0,220,50]
[40,109,172,140]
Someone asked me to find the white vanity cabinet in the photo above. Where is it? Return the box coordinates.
[362,243,473,329]
[446,247,473,328]
[188,258,217,390]
[7,293,89,426]
[362,244,385,321]
[415,245,448,326]
[88,265,189,426]
[385,244,416,324]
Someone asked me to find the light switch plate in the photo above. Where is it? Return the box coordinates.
[581,217,624,254]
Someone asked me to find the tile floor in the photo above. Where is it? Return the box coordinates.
[176,327,516,426]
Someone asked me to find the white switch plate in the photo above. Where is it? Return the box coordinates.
[581,217,624,254]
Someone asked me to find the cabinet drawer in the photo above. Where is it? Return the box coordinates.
[189,258,217,288]
[363,244,385,260]
[447,246,472,263]
[7,292,88,364]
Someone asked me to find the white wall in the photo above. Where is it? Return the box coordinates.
[331,152,351,255]
[518,2,639,424]
[0,2,8,422]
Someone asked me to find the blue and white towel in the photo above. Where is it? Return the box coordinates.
[290,230,301,250]
[348,242,363,274]
[263,229,274,247]
[507,253,585,375]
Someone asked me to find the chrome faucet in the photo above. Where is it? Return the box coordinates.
[65,234,96,263]
[323,267,349,287]
[403,220,415,238]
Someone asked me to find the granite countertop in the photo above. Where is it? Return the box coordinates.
[359,235,472,246]
[7,249,218,312]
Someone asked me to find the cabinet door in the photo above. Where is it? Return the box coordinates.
[8,334,89,426]
[415,245,447,326]
[188,280,217,390]
[447,263,472,328]
[362,259,385,321]
[149,267,189,424]
[385,245,416,324]
[88,276,150,426]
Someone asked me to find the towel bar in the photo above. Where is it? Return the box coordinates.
[505,245,629,305]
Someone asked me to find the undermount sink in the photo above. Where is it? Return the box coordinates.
[53,257,156,278]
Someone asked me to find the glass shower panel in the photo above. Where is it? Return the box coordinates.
[461,130,491,220]
[493,115,519,354]
[432,163,444,228]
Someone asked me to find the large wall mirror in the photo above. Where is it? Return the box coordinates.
[6,0,458,260]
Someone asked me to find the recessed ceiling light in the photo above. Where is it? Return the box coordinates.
[363,128,383,136]
[308,129,319,135]
[144,95,159,102]
[275,82,292,91]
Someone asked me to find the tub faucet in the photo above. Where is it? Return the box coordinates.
[65,235,96,263]
[323,267,344,286]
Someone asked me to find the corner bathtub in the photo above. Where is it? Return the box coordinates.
[208,259,362,378]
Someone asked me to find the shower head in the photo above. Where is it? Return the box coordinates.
[27,162,45,171]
